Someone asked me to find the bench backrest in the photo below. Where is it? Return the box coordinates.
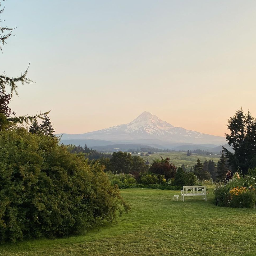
[182,186,206,194]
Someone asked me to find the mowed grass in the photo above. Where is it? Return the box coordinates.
[0,188,256,255]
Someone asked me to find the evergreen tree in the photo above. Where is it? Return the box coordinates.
[203,160,209,173]
[0,0,42,130]
[223,109,256,175]
[208,160,217,181]
[194,159,210,181]
[0,92,12,131]
[0,1,14,49]
[67,144,112,161]
[29,119,41,134]
[194,159,203,180]
[216,153,229,182]
[40,114,55,137]
[29,115,55,137]
[173,167,186,188]
[0,93,11,117]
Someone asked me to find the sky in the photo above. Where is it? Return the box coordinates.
[1,0,256,137]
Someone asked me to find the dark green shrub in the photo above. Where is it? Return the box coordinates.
[0,129,128,243]
[248,168,256,178]
[107,172,137,188]
[139,173,163,185]
[214,185,230,207]
[172,168,197,189]
[185,172,197,186]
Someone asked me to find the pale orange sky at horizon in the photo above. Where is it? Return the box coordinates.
[53,109,236,138]
[2,0,256,138]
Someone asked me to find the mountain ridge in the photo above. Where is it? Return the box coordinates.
[60,111,225,146]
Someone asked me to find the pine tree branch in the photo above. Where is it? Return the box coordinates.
[8,112,50,125]
[0,66,32,95]
[0,1,15,50]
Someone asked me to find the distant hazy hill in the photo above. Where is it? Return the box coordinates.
[60,111,226,151]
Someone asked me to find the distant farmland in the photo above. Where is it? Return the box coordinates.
[138,151,220,169]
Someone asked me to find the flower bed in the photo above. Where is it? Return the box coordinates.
[214,172,256,208]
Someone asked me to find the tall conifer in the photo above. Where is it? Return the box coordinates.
[223,109,256,175]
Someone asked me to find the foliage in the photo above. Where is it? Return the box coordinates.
[207,160,217,181]
[140,151,220,171]
[216,153,229,182]
[107,172,137,189]
[0,1,33,130]
[67,144,112,161]
[149,157,176,181]
[191,149,212,155]
[67,144,92,154]
[201,160,217,181]
[139,173,166,185]
[29,114,55,137]
[0,1,48,130]
[105,151,148,180]
[104,158,196,190]
[229,186,255,208]
[214,174,256,208]
[0,1,14,49]
[0,1,129,244]
[193,159,211,181]
[107,170,193,190]
[1,188,256,255]
[0,129,129,243]
[172,167,197,189]
[107,169,197,190]
[0,92,11,117]
[223,109,256,175]
[248,168,256,178]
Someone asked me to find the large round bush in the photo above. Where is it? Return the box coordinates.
[0,128,128,242]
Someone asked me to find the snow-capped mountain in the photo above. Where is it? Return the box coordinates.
[61,111,225,145]
[123,111,174,135]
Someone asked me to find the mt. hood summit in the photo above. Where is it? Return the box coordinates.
[61,111,225,145]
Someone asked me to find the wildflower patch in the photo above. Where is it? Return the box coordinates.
[214,173,256,208]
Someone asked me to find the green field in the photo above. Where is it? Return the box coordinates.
[1,188,256,255]
[140,151,220,169]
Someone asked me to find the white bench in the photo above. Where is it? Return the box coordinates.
[181,186,207,202]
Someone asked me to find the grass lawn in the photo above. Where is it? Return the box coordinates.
[0,188,256,255]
